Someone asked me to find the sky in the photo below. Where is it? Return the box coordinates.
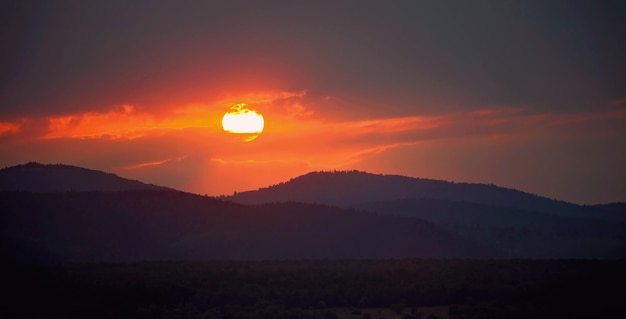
[1,0,625,204]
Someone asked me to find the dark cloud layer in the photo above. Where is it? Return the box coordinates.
[2,1,625,118]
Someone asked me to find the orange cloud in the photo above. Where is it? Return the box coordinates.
[0,121,21,136]
[38,90,312,140]
[121,156,187,170]
[2,91,624,199]
[201,103,626,175]
[43,104,223,139]
[347,115,447,133]
[471,107,524,117]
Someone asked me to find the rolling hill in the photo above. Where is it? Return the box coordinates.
[230,170,624,221]
[229,170,626,258]
[0,162,168,192]
[0,190,495,262]
[1,164,624,261]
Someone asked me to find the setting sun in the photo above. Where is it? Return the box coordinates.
[221,104,265,141]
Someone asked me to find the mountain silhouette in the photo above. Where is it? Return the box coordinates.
[1,164,624,261]
[355,197,626,258]
[0,162,168,192]
[0,190,495,263]
[229,171,626,258]
[589,203,626,222]
[230,170,622,220]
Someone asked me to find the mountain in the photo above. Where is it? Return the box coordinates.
[2,164,624,261]
[356,197,626,238]
[0,162,168,192]
[355,197,626,258]
[0,190,495,263]
[588,203,626,222]
[230,171,620,220]
[230,171,626,258]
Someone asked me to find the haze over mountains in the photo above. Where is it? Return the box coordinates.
[1,163,624,262]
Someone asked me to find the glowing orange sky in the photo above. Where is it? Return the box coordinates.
[1,1,625,204]
[1,89,624,204]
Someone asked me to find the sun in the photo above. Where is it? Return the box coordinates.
[222,104,265,141]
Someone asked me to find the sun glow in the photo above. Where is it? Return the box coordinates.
[222,104,265,141]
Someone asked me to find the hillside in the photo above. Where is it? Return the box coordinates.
[356,197,626,258]
[229,171,626,258]
[0,162,168,192]
[2,164,624,260]
[0,190,496,262]
[230,171,620,220]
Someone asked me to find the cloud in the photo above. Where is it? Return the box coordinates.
[1,93,624,202]
[471,107,525,117]
[0,121,21,136]
[114,155,211,192]
[120,156,187,170]
[9,90,309,140]
[42,104,218,140]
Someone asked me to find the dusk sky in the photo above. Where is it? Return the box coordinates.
[1,1,625,204]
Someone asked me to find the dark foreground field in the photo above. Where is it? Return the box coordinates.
[3,259,625,319]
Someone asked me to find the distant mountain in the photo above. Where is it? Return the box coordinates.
[355,197,626,258]
[0,191,495,263]
[356,197,626,237]
[230,171,626,258]
[230,171,616,220]
[2,164,624,261]
[0,162,168,192]
[588,203,626,222]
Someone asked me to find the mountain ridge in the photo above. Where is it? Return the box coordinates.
[0,190,496,262]
[2,163,625,261]
[230,170,602,219]
[0,162,170,192]
[227,170,626,258]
